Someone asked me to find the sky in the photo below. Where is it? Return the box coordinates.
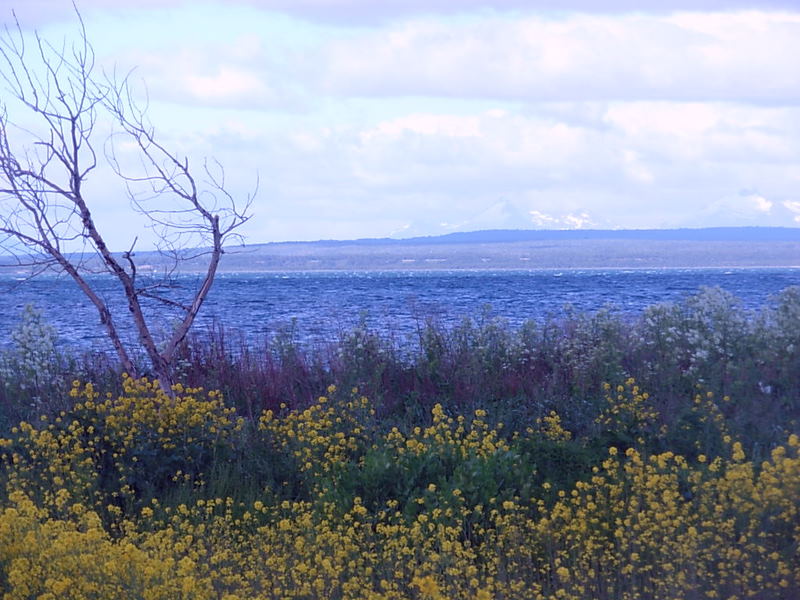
[3,0,800,245]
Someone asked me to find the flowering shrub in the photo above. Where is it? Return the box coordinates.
[0,376,799,598]
[2,376,244,524]
[594,378,660,451]
[0,305,64,412]
[0,491,207,599]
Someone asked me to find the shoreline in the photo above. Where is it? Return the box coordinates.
[3,264,800,277]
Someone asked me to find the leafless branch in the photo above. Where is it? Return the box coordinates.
[0,7,255,391]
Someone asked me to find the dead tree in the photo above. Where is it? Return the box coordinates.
[0,11,253,391]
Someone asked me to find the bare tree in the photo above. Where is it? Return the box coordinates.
[0,10,253,391]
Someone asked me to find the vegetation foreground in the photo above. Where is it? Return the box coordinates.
[0,377,797,599]
[0,286,799,598]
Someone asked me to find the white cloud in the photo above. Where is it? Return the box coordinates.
[563,212,595,229]
[35,8,800,111]
[360,113,481,141]
[205,98,800,239]
[528,210,596,229]
[7,1,800,243]
[683,192,800,228]
[751,195,773,213]
[530,210,559,226]
[602,102,800,165]
[320,12,800,103]
[232,2,800,26]
[605,103,719,139]
[784,201,800,223]
[11,1,800,27]
[115,34,307,109]
[184,67,270,104]
[622,150,655,184]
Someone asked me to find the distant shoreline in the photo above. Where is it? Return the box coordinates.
[3,265,800,278]
[2,227,800,274]
[208,238,800,272]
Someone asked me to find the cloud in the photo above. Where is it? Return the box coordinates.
[530,210,559,227]
[563,212,595,228]
[750,195,773,213]
[320,12,800,103]
[10,0,797,26]
[784,201,800,223]
[603,102,800,165]
[227,1,800,25]
[109,32,312,110]
[529,210,596,229]
[7,1,800,243]
[13,7,800,110]
[3,1,179,26]
[8,1,800,28]
[346,102,800,196]
[202,98,799,240]
[360,113,482,141]
[182,66,268,104]
[683,192,800,228]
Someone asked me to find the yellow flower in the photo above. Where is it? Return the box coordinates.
[413,575,442,599]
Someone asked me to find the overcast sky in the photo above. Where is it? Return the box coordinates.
[4,0,800,244]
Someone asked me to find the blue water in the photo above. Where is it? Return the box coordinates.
[1,268,798,353]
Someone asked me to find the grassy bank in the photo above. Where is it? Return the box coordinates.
[0,286,798,598]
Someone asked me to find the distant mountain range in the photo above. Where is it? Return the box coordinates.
[2,227,799,273]
[269,226,800,247]
[213,227,800,271]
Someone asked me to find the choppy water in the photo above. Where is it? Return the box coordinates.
[1,268,798,353]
